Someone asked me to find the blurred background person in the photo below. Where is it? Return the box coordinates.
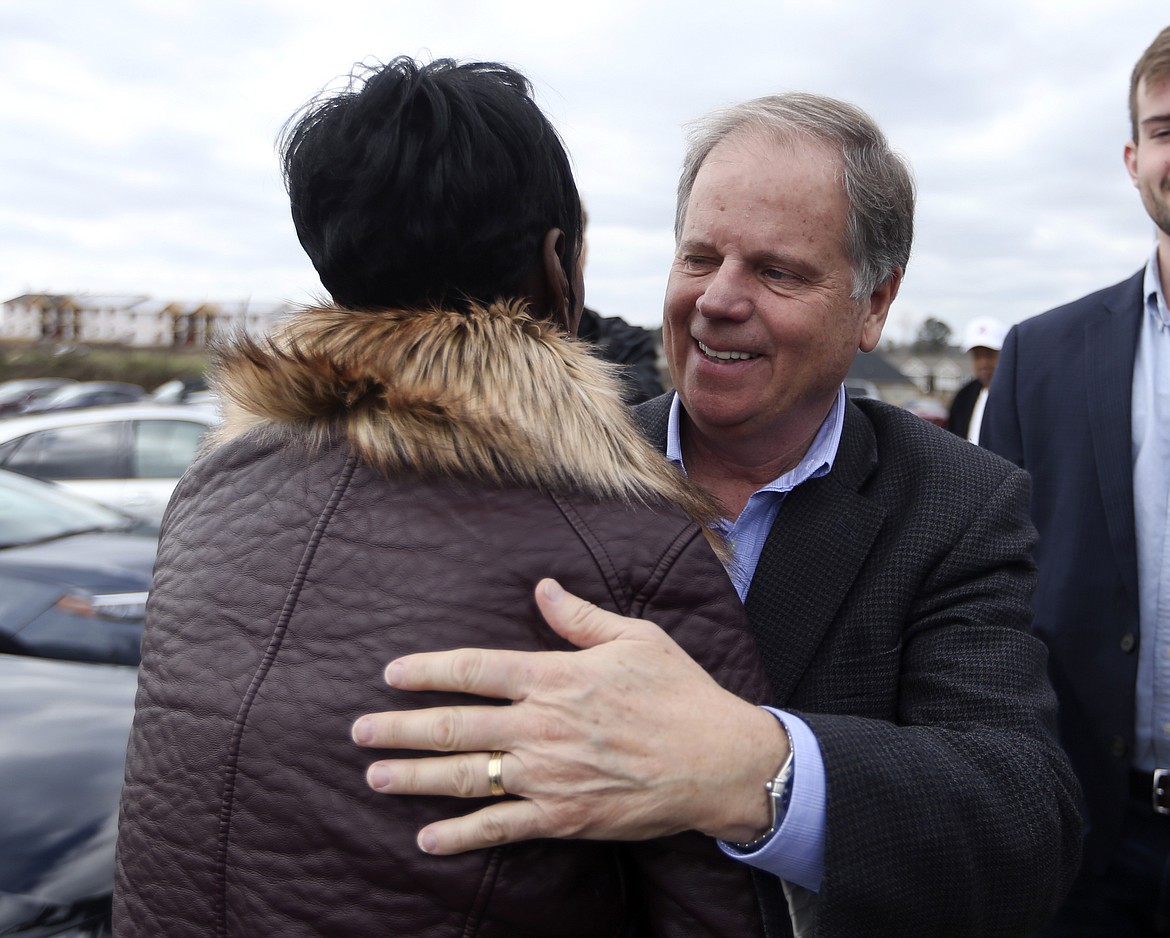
[946,315,1006,442]
[577,203,665,404]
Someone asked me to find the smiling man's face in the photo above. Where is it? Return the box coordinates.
[663,130,891,449]
[1126,76,1170,239]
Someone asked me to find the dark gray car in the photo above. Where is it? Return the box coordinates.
[20,382,145,415]
[0,652,135,936]
[0,469,155,666]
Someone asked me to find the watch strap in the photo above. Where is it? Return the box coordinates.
[728,745,795,851]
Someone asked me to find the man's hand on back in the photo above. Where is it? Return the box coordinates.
[352,578,787,854]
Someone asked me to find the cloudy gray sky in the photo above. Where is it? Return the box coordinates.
[1,0,1167,344]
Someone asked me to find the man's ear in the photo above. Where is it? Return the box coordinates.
[1124,139,1140,187]
[540,227,575,333]
[858,269,902,353]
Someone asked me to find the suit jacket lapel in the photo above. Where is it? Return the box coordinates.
[1085,272,1143,607]
[743,402,885,703]
[634,393,887,703]
[633,392,672,453]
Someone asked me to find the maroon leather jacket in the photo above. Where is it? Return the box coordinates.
[114,304,769,937]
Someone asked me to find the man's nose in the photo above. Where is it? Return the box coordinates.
[696,262,753,321]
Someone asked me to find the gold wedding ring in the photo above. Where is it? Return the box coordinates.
[487,750,507,797]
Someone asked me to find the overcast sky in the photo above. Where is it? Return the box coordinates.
[1,0,1167,345]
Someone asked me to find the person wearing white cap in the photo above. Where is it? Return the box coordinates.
[946,315,1007,443]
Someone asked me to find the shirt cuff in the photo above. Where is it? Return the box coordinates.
[718,707,826,892]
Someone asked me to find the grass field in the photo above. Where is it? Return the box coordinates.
[0,343,211,392]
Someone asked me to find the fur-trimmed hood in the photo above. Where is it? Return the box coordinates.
[209,301,725,539]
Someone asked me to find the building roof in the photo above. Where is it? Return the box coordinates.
[847,350,916,386]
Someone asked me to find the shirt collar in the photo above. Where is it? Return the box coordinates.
[1144,246,1170,330]
[665,386,844,492]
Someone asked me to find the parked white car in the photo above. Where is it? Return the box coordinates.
[0,404,219,523]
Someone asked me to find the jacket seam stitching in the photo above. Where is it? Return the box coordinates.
[632,525,702,616]
[549,492,629,614]
[212,453,359,938]
[461,845,505,936]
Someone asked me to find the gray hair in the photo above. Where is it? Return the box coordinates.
[674,92,915,300]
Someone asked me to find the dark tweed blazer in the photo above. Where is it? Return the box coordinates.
[635,393,1082,938]
[981,271,1144,882]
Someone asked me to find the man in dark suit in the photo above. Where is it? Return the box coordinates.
[353,93,1081,936]
[981,24,1170,936]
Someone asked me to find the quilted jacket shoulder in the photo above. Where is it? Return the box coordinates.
[113,303,769,938]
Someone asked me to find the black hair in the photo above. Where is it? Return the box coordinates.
[280,57,582,314]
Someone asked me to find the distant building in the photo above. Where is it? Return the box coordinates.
[846,350,919,405]
[883,346,969,401]
[0,293,294,348]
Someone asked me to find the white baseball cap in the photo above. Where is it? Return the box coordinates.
[962,316,1008,352]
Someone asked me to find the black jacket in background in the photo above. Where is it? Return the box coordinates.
[946,377,982,438]
[578,306,664,404]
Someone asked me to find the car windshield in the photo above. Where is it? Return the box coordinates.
[0,470,133,548]
[0,382,52,405]
[32,385,84,406]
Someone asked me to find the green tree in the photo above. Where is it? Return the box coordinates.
[914,317,953,352]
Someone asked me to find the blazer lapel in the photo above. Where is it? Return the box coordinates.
[744,402,886,704]
[633,392,672,453]
[634,393,887,703]
[1085,272,1143,607]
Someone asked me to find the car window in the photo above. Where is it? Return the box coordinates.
[97,390,140,405]
[36,386,82,406]
[0,470,130,546]
[133,420,208,478]
[1,423,129,480]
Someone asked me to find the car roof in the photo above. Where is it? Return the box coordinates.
[0,378,74,392]
[0,403,220,438]
[57,380,143,391]
[33,380,144,400]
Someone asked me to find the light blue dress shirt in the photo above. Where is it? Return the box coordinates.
[1132,247,1170,773]
[663,390,842,892]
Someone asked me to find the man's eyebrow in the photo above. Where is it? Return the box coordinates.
[753,250,791,267]
[1141,112,1170,128]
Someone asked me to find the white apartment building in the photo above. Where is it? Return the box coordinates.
[0,293,293,348]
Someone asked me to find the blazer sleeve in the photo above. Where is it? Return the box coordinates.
[798,466,1082,938]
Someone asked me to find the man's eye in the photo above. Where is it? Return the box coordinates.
[682,255,716,270]
[762,268,792,282]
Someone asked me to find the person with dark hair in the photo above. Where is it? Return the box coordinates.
[281,58,583,314]
[113,56,768,937]
[353,92,1081,937]
[982,24,1170,935]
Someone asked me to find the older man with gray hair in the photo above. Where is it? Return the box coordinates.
[354,91,1082,937]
